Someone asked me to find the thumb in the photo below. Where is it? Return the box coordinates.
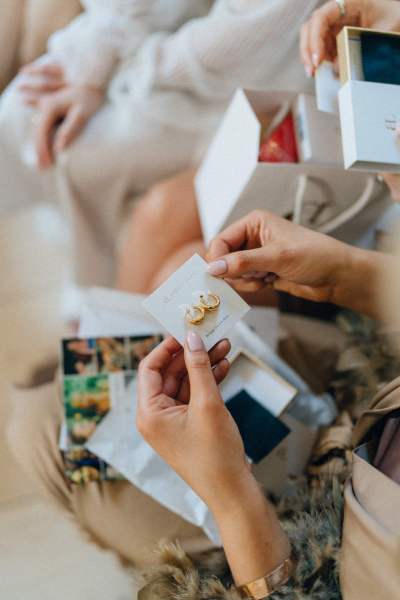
[207,246,281,279]
[184,332,219,403]
[54,106,86,153]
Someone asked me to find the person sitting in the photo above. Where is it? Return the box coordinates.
[0,0,317,293]
[116,0,400,297]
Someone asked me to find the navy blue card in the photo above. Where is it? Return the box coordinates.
[226,390,290,464]
[361,32,400,86]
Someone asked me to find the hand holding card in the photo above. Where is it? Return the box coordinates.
[143,254,250,351]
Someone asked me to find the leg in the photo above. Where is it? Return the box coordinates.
[56,104,197,288]
[0,78,52,216]
[116,168,201,294]
[6,377,210,566]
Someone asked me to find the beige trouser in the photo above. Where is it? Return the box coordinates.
[0,78,200,288]
[6,379,211,566]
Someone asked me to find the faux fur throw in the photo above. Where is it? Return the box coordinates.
[138,477,345,600]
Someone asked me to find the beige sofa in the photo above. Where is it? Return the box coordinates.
[0,0,81,91]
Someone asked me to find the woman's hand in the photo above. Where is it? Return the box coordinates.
[136,334,255,512]
[300,0,400,76]
[206,210,390,319]
[207,210,352,301]
[35,85,104,169]
[18,62,66,106]
[137,333,291,585]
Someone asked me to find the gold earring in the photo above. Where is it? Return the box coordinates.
[199,292,220,311]
[186,305,205,325]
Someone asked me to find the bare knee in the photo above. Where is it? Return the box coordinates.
[128,168,199,238]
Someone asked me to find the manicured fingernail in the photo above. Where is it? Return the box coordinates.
[187,331,205,352]
[305,65,313,78]
[207,259,227,276]
[312,53,319,68]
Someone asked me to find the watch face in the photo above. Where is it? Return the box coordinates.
[225,389,290,463]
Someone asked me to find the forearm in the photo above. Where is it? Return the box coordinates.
[333,247,395,320]
[211,476,290,587]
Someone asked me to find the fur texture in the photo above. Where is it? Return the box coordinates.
[138,477,344,600]
[138,313,400,600]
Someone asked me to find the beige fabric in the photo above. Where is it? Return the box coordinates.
[0,1,81,91]
[0,83,198,287]
[6,379,210,566]
[0,0,24,91]
[20,0,82,66]
[340,377,400,600]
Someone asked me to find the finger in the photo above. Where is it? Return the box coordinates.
[273,278,327,303]
[224,277,265,293]
[137,337,181,404]
[21,63,64,77]
[176,357,230,404]
[19,77,64,95]
[309,1,343,68]
[208,246,282,280]
[163,338,231,397]
[54,106,87,154]
[300,22,313,76]
[35,97,68,169]
[207,215,253,262]
[184,332,221,405]
[164,338,230,381]
[21,92,41,107]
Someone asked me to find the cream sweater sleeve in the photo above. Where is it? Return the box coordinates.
[46,0,210,89]
[135,0,319,100]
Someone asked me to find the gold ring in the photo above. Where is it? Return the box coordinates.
[199,292,220,311]
[186,305,205,325]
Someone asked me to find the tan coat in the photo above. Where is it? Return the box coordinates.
[341,377,400,600]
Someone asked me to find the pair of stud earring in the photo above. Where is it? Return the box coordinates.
[183,291,220,325]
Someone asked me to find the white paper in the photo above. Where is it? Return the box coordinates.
[86,372,220,543]
[143,254,250,351]
[315,61,340,114]
[220,351,296,416]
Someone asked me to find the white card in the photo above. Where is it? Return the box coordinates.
[315,61,340,114]
[142,254,250,351]
[220,350,296,416]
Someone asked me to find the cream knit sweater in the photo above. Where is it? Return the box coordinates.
[48,0,320,131]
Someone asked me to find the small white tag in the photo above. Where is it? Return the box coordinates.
[315,61,340,114]
[143,254,250,351]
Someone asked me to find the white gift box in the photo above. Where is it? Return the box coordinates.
[294,93,343,165]
[195,88,384,246]
[339,80,400,172]
[337,27,400,172]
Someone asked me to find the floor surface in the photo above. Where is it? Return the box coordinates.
[0,208,134,599]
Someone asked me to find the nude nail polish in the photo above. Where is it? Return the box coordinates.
[207,259,227,276]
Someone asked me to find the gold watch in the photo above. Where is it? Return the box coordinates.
[238,557,293,599]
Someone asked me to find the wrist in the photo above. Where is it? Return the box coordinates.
[331,245,386,319]
[211,475,290,585]
[207,469,259,520]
